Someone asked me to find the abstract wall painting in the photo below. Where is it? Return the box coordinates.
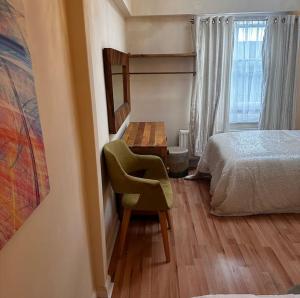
[0,0,50,249]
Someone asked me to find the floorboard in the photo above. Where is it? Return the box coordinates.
[109,179,300,298]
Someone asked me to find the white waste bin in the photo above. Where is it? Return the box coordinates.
[167,146,189,178]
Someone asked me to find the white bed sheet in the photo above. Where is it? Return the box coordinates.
[197,130,300,216]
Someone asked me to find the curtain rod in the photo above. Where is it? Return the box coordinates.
[189,11,300,23]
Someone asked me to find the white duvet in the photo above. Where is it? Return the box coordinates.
[196,130,300,216]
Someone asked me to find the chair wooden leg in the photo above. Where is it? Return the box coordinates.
[118,208,131,257]
[166,210,172,230]
[158,211,171,262]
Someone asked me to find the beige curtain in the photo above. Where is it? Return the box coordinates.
[260,15,300,130]
[189,16,234,157]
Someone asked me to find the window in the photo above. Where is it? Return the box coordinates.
[229,20,267,128]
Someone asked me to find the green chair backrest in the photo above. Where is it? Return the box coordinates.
[103,140,137,193]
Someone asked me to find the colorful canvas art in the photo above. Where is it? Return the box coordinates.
[0,0,50,249]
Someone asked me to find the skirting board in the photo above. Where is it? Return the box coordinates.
[106,214,120,264]
[97,215,119,298]
[97,276,114,298]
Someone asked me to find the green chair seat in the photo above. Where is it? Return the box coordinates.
[122,178,173,210]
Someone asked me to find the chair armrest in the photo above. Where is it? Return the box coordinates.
[125,173,161,192]
[133,154,168,178]
[124,173,169,210]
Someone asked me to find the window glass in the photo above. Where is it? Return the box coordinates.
[230,20,267,126]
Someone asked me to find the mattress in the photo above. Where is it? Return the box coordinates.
[196,130,300,216]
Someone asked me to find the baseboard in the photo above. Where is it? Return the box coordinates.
[96,276,114,298]
[98,200,119,298]
[96,287,108,298]
[106,214,120,264]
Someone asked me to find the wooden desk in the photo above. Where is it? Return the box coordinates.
[123,122,168,163]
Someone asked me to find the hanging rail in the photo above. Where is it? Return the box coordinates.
[129,53,196,58]
[112,71,195,75]
[130,71,195,75]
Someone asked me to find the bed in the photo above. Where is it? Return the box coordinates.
[194,130,300,216]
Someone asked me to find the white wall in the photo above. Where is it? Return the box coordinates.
[127,16,194,145]
[83,0,128,265]
[131,0,300,16]
[0,1,97,298]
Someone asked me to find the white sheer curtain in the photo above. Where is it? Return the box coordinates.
[230,20,266,125]
[189,16,234,157]
[260,15,300,130]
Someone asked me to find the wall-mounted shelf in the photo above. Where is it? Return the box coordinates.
[129,52,196,58]
[129,52,196,75]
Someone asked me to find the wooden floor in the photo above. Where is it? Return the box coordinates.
[109,178,300,298]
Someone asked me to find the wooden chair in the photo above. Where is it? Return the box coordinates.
[104,140,173,262]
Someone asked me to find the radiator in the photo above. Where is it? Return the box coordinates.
[179,130,189,150]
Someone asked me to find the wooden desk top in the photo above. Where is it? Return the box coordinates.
[123,122,167,148]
